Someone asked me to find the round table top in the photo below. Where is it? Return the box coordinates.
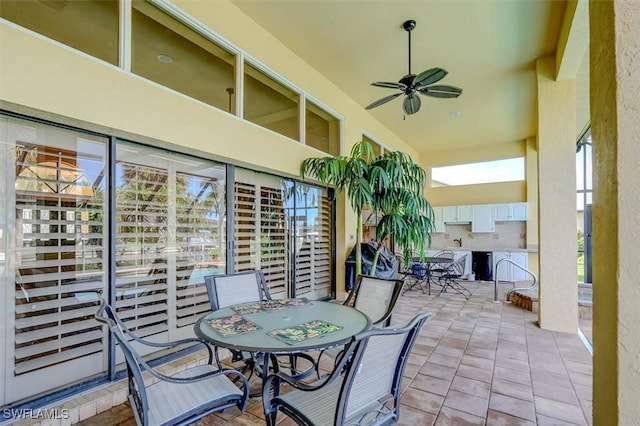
[412,256,454,264]
[195,300,371,354]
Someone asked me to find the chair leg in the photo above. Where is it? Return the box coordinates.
[402,275,427,295]
[439,277,471,299]
[266,412,278,426]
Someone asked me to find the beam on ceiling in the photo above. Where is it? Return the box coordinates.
[555,0,589,81]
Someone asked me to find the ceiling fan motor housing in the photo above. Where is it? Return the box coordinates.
[399,74,416,88]
[403,20,416,32]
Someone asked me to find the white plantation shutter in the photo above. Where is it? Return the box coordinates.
[174,172,224,328]
[114,163,169,341]
[293,188,332,299]
[233,179,289,299]
[259,185,288,298]
[313,191,333,296]
[234,171,333,300]
[234,181,258,271]
[15,147,103,375]
[8,127,108,403]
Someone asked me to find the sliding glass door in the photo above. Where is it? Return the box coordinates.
[0,113,334,405]
[234,169,332,300]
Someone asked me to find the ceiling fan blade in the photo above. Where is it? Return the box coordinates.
[418,85,463,98]
[402,94,421,115]
[413,68,448,87]
[371,81,406,90]
[365,92,403,110]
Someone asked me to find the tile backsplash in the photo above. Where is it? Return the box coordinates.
[429,222,526,250]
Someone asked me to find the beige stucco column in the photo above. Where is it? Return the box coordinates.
[536,56,579,332]
[590,1,640,424]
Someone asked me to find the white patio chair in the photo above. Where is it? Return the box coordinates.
[438,254,472,299]
[94,301,248,426]
[263,312,432,426]
[316,275,404,376]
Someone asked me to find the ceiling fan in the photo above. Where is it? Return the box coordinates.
[365,19,462,115]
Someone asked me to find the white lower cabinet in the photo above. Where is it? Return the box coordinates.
[493,251,528,281]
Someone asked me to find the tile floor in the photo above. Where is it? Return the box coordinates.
[78,281,592,425]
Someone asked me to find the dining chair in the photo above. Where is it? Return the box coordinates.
[438,254,472,299]
[263,311,432,426]
[204,271,316,379]
[204,270,271,311]
[94,300,248,426]
[344,275,404,327]
[317,275,404,376]
[428,249,455,282]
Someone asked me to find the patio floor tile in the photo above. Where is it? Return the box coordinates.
[489,392,536,422]
[443,389,489,418]
[73,282,591,426]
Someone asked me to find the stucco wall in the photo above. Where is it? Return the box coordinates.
[536,55,578,332]
[590,0,640,424]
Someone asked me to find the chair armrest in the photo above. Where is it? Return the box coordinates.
[264,369,331,393]
[138,356,248,390]
[126,333,214,365]
[95,300,214,364]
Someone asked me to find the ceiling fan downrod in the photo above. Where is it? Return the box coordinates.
[403,20,416,77]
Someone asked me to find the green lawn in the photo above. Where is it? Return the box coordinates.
[577,260,585,282]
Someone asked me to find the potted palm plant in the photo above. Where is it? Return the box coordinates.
[300,140,434,277]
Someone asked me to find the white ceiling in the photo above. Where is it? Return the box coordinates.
[231,0,589,154]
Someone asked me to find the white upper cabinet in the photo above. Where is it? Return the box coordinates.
[443,205,472,223]
[494,202,528,221]
[471,204,495,232]
[457,205,472,222]
[432,206,445,233]
[511,203,528,220]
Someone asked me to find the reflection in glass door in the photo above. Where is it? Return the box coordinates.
[114,143,227,350]
[1,116,108,404]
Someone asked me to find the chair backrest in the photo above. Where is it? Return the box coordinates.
[348,275,403,326]
[448,254,468,277]
[433,249,455,260]
[336,312,431,424]
[204,270,271,310]
[433,250,455,269]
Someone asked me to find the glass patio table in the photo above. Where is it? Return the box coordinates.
[194,299,371,394]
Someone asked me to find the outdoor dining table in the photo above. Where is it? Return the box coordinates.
[403,256,454,295]
[194,298,371,399]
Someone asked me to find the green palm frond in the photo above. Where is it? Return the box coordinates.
[301,139,434,276]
